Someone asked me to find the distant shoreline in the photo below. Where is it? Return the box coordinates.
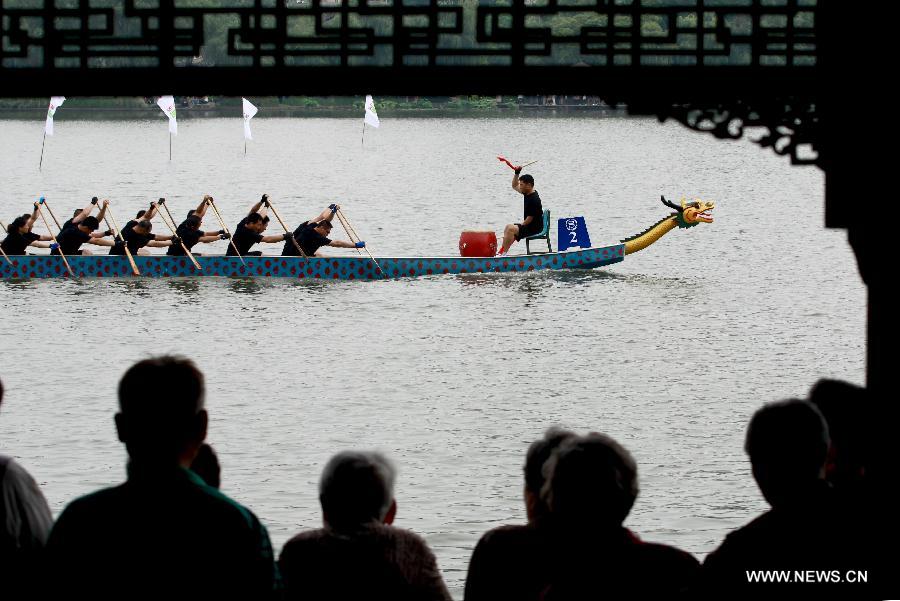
[0,104,628,120]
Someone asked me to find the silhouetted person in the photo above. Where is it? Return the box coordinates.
[808,379,870,496]
[279,451,452,601]
[702,399,865,594]
[0,377,54,596]
[464,427,575,601]
[540,433,699,599]
[45,356,278,598]
[191,443,221,489]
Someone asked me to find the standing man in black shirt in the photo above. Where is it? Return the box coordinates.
[282,203,365,257]
[109,220,178,256]
[166,196,228,256]
[228,195,292,256]
[1,210,53,255]
[498,168,544,256]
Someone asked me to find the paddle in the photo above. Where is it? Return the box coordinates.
[104,202,141,276]
[497,156,538,171]
[157,198,202,271]
[39,197,64,231]
[0,223,11,265]
[264,196,308,257]
[207,198,246,266]
[36,198,75,277]
[335,208,386,279]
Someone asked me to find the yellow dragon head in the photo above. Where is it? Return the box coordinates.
[662,196,715,228]
[621,195,716,255]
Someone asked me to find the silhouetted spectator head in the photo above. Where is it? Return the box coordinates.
[523,427,575,524]
[745,399,829,507]
[808,379,870,489]
[191,443,221,488]
[115,356,207,466]
[542,433,639,533]
[319,451,397,532]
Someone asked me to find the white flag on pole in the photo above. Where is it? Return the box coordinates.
[45,96,66,136]
[364,95,380,128]
[242,97,258,140]
[157,95,178,135]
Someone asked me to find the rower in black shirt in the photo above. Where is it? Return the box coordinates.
[227,195,292,256]
[498,168,544,256]
[109,220,178,256]
[1,209,53,255]
[61,209,79,232]
[123,201,159,232]
[60,196,109,232]
[54,215,116,255]
[282,204,365,257]
[166,196,229,257]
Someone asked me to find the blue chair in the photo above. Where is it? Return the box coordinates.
[525,209,552,254]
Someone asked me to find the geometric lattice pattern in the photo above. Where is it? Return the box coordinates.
[1,1,817,69]
[1,1,821,165]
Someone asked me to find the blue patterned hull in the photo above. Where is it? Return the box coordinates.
[0,244,625,279]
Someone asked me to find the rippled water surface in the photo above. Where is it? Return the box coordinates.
[0,116,865,596]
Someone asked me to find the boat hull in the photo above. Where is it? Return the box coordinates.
[0,245,624,279]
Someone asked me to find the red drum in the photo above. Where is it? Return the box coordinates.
[459,230,498,257]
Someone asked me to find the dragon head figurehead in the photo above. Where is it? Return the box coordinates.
[621,195,716,255]
[662,195,715,228]
[678,198,716,227]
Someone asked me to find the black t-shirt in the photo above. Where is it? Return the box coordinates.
[1,230,40,255]
[521,190,544,237]
[282,221,331,257]
[166,222,203,256]
[55,225,91,255]
[110,224,155,255]
[229,217,264,255]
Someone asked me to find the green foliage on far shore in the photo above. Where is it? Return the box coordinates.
[0,96,625,119]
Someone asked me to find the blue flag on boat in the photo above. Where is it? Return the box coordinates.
[557,217,591,251]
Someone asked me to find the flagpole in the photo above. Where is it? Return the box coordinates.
[361,122,365,147]
[39,132,47,171]
[169,132,172,161]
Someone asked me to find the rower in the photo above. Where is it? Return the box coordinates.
[61,197,109,232]
[54,211,116,256]
[1,206,54,255]
[497,168,544,256]
[227,195,291,256]
[124,201,159,231]
[166,196,229,257]
[282,204,365,257]
[110,220,178,256]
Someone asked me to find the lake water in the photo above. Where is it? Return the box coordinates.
[0,116,866,597]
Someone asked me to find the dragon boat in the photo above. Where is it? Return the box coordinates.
[0,197,714,280]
